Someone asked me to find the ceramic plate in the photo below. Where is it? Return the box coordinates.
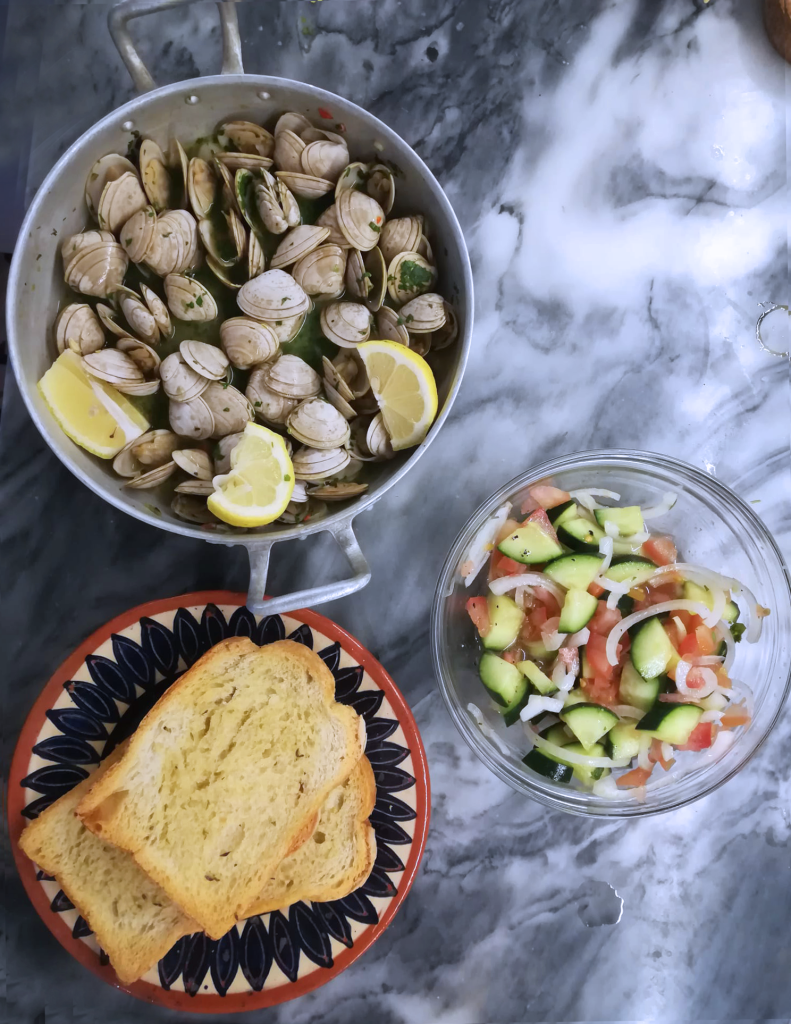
[9,592,430,1012]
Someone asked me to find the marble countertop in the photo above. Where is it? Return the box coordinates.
[2,1,790,1022]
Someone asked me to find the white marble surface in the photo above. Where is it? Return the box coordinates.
[1,1,790,1022]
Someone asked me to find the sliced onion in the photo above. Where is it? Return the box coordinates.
[672,615,687,639]
[534,713,560,733]
[597,576,632,595]
[637,739,652,770]
[661,741,674,763]
[728,680,755,713]
[520,695,564,722]
[620,530,650,544]
[641,492,678,520]
[596,536,614,577]
[592,775,621,798]
[604,520,619,538]
[611,704,643,719]
[565,627,590,648]
[700,710,724,723]
[489,572,566,604]
[693,655,724,667]
[604,599,711,666]
[568,488,621,511]
[526,728,631,768]
[541,628,567,652]
[466,703,511,756]
[551,659,576,692]
[460,502,512,588]
[701,729,735,761]
[675,660,718,698]
[514,585,530,609]
[606,589,621,610]
[714,621,736,672]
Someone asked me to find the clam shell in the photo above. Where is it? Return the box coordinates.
[160,352,211,402]
[292,445,352,482]
[205,254,245,291]
[344,249,369,301]
[248,230,266,278]
[169,395,215,440]
[187,157,218,219]
[335,189,385,251]
[366,164,395,215]
[54,303,105,355]
[172,448,213,480]
[386,250,437,305]
[291,244,346,298]
[367,412,395,459]
[164,274,218,322]
[375,305,409,345]
[335,161,370,200]
[180,340,230,381]
[396,292,446,333]
[113,438,144,478]
[220,318,279,369]
[140,284,173,337]
[332,348,370,398]
[63,240,128,298]
[287,398,351,450]
[96,303,133,340]
[120,205,157,263]
[62,230,116,264]
[198,212,246,267]
[322,356,356,403]
[116,379,162,396]
[202,382,254,439]
[275,112,313,137]
[409,333,432,358]
[174,478,215,496]
[116,337,161,376]
[214,158,240,214]
[82,349,144,385]
[322,381,357,421]
[237,269,310,321]
[253,172,296,236]
[139,139,172,212]
[316,204,352,249]
[301,140,349,183]
[301,127,346,145]
[171,493,218,524]
[308,481,369,501]
[270,225,330,270]
[379,215,423,266]
[275,170,334,200]
[269,310,307,344]
[417,233,434,264]
[220,120,275,158]
[214,432,244,474]
[431,301,459,350]
[123,461,177,490]
[117,286,161,345]
[319,301,371,348]
[145,210,200,276]
[274,129,306,173]
[85,153,137,217]
[363,246,387,312]
[131,429,181,467]
[169,138,190,209]
[262,354,322,400]
[96,171,148,234]
[216,152,273,172]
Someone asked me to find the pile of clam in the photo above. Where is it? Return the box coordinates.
[52,112,458,528]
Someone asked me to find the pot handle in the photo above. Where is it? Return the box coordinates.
[109,0,244,94]
[244,522,372,617]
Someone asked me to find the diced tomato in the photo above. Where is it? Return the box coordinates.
[588,602,622,636]
[720,704,751,729]
[716,668,731,688]
[496,518,522,545]
[534,586,561,619]
[618,630,631,656]
[676,722,715,751]
[685,666,713,690]
[588,581,605,598]
[556,646,580,677]
[524,508,559,544]
[503,649,519,664]
[582,674,619,705]
[529,605,548,630]
[616,766,654,788]
[642,536,677,566]
[489,550,525,581]
[466,597,490,637]
[526,485,570,511]
[648,737,675,770]
[664,619,682,651]
[586,632,615,678]
[678,625,717,658]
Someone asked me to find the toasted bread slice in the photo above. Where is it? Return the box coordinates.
[245,755,377,917]
[77,638,365,939]
[18,746,196,985]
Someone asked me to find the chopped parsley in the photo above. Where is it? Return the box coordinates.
[284,474,291,481]
[368,221,381,233]
[223,406,230,412]
[731,622,746,643]
[196,295,204,306]
[254,400,262,408]
[398,260,433,292]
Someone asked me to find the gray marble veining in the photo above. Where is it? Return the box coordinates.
[1,1,790,1022]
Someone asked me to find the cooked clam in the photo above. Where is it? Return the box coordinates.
[316,204,351,249]
[301,140,349,183]
[417,233,434,264]
[335,189,385,252]
[270,225,330,270]
[131,429,181,467]
[113,438,144,478]
[275,170,334,200]
[168,394,215,439]
[344,249,368,302]
[164,274,218,322]
[366,164,395,215]
[169,138,190,209]
[430,301,458,350]
[287,398,351,450]
[198,211,246,267]
[63,236,128,298]
[375,304,410,345]
[62,229,116,262]
[263,353,322,400]
[246,368,300,425]
[213,432,244,474]
[187,157,218,219]
[322,355,356,403]
[379,215,423,266]
[116,337,161,376]
[120,205,157,263]
[96,302,133,340]
[269,310,307,344]
[320,301,371,348]
[386,250,436,305]
[174,478,215,496]
[309,481,369,501]
[82,348,144,386]
[275,111,313,137]
[171,493,219,524]
[331,348,370,398]
[85,153,137,217]
[323,380,357,420]
[117,286,160,345]
[274,129,306,173]
[409,333,432,358]
[202,382,254,439]
[180,339,229,380]
[248,230,266,278]
[54,303,105,355]
[145,210,200,276]
[344,246,386,311]
[335,161,369,199]
[220,120,275,158]
[139,139,172,212]
[96,171,148,234]
[367,412,395,459]
[123,461,178,490]
[396,292,446,333]
[220,317,279,369]
[217,152,273,173]
[292,445,352,482]
[301,127,347,145]
[140,284,173,337]
[252,170,301,235]
[237,268,310,321]
[160,352,210,402]
[172,448,213,479]
[291,244,346,298]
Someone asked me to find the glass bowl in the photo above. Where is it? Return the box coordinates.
[431,451,791,817]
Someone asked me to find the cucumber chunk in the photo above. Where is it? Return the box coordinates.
[723,600,739,624]
[559,588,599,633]
[482,594,525,651]
[635,703,704,744]
[631,617,678,679]
[548,500,578,526]
[606,721,642,760]
[498,522,564,564]
[557,517,606,552]
[525,640,551,659]
[560,702,619,750]
[557,742,610,785]
[594,506,645,537]
[479,652,526,708]
[683,581,739,625]
[619,657,661,712]
[604,556,656,587]
[544,553,604,590]
[522,748,573,784]
[517,659,557,695]
[563,689,588,708]
[543,723,572,747]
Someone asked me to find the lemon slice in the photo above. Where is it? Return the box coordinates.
[37,350,149,458]
[357,340,438,450]
[207,421,295,527]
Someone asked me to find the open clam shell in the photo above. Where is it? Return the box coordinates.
[174,478,215,496]
[160,352,211,402]
[308,481,369,501]
[63,239,128,298]
[367,412,396,459]
[140,284,173,337]
[262,353,322,400]
[409,333,432,358]
[131,429,181,467]
[322,355,356,403]
[275,170,334,200]
[220,317,279,369]
[220,120,275,158]
[82,349,144,385]
[164,274,218,322]
[323,380,357,421]
[169,394,215,440]
[246,368,300,425]
[180,339,230,380]
[417,233,434,264]
[217,152,273,173]
[270,225,330,270]
[379,215,423,266]
[116,337,161,376]
[332,348,371,399]
[139,139,172,212]
[274,129,307,173]
[169,138,190,209]
[269,310,307,344]
[206,254,246,291]
[120,205,157,264]
[187,157,218,219]
[117,286,161,345]
[202,382,254,439]
[301,140,349,183]
[251,170,299,236]
[292,244,346,298]
[363,246,387,312]
[96,303,133,341]
[286,398,351,450]
[172,493,219,524]
[54,303,105,355]
[237,268,310,321]
[62,230,116,263]
[336,189,385,252]
[292,445,352,482]
[386,250,437,305]
[275,112,313,137]
[396,292,446,333]
[96,171,148,234]
[320,301,371,348]
[316,204,351,249]
[145,210,200,277]
[112,438,144,478]
[172,448,213,480]
[248,230,266,278]
[301,127,346,145]
[344,249,368,302]
[198,210,246,267]
[335,161,369,199]
[375,305,410,345]
[85,153,137,218]
[123,461,177,490]
[213,432,244,474]
[367,164,395,215]
[430,301,459,350]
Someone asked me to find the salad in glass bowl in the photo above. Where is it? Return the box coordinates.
[432,453,791,816]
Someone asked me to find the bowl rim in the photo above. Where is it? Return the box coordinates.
[431,448,791,818]
[6,73,473,547]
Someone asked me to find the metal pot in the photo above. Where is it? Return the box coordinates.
[6,0,473,616]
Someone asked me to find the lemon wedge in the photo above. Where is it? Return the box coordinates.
[357,340,438,450]
[37,350,149,458]
[207,421,295,527]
